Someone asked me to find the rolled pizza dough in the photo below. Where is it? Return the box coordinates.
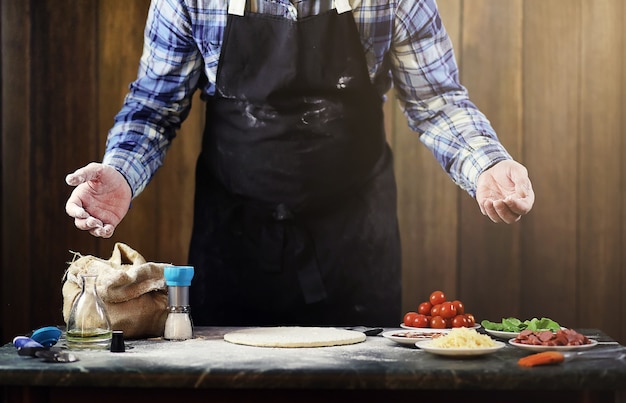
[223,326,366,348]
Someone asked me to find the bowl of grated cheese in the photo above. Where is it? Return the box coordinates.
[415,327,505,357]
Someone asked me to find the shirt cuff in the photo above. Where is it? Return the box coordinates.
[102,151,150,199]
[456,141,512,197]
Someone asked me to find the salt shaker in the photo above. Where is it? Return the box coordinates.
[163,266,194,340]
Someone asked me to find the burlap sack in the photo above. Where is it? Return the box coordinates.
[62,242,169,339]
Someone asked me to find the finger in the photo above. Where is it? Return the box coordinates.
[65,163,101,186]
[73,216,104,231]
[504,191,535,216]
[65,201,89,219]
[478,199,487,216]
[90,224,115,238]
[481,199,504,223]
[89,228,106,238]
[65,173,83,187]
[101,224,115,237]
[508,176,535,212]
[515,180,532,198]
[493,200,522,224]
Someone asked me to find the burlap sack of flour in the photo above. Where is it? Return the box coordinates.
[62,242,169,339]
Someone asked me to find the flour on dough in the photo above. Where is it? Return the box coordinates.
[223,326,366,348]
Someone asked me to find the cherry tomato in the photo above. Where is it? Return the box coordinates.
[465,313,476,327]
[417,301,432,316]
[430,303,442,317]
[430,315,447,329]
[403,311,418,326]
[452,314,469,328]
[429,290,446,306]
[439,301,457,319]
[411,314,429,328]
[452,300,465,315]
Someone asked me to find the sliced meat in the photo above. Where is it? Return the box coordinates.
[513,328,591,347]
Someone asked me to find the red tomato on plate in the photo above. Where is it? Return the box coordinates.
[430,315,447,329]
[429,290,446,306]
[465,313,476,327]
[452,300,465,315]
[452,314,469,328]
[439,301,457,319]
[412,314,429,328]
[417,302,432,316]
[403,311,419,326]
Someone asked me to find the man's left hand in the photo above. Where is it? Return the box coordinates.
[476,160,535,224]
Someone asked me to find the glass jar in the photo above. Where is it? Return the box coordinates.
[66,274,112,349]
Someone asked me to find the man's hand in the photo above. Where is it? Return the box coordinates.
[65,163,132,238]
[476,160,535,224]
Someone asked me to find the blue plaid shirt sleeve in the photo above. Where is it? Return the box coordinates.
[103,0,204,197]
[389,0,511,196]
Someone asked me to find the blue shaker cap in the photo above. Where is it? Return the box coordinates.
[30,326,62,348]
[164,265,194,286]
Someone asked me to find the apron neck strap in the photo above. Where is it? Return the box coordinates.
[228,0,246,16]
[228,0,352,16]
[334,0,352,14]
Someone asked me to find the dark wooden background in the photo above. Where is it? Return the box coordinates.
[2,0,625,345]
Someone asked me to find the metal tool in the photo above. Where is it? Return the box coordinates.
[562,346,626,361]
[347,326,384,336]
[35,349,79,363]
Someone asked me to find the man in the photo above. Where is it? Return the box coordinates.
[65,0,534,327]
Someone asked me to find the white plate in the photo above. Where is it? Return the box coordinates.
[415,340,506,356]
[484,328,520,339]
[508,338,598,351]
[382,329,447,346]
[400,323,481,332]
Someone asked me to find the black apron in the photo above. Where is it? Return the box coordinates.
[188,2,401,327]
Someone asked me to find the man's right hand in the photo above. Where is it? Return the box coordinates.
[65,163,132,238]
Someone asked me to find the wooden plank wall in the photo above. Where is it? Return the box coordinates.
[1,0,625,345]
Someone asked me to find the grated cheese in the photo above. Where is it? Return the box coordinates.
[428,327,496,349]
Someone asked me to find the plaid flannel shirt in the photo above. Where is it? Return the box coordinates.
[104,0,511,198]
